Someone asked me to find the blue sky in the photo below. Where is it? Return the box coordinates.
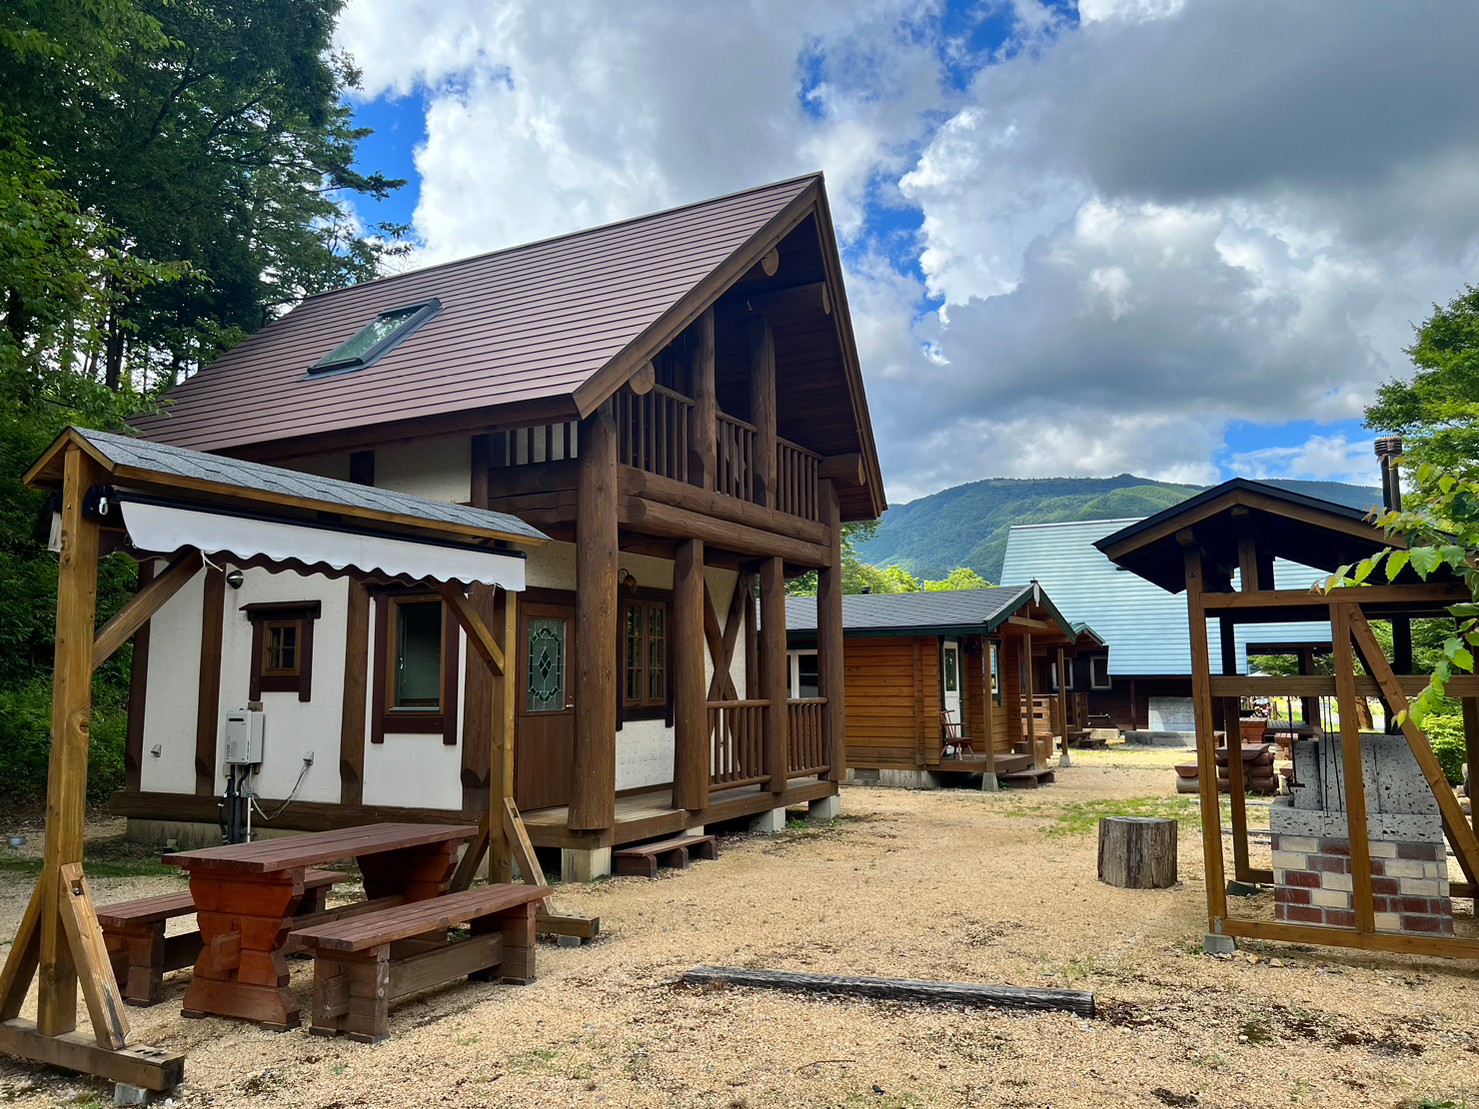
[333,0,1479,503]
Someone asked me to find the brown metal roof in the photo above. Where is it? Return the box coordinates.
[136,175,825,449]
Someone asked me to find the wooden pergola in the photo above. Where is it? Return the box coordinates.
[1099,479,1479,960]
[4,428,548,1089]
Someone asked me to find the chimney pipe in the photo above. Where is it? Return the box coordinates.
[1374,435,1404,512]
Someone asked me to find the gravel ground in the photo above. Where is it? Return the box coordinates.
[0,746,1475,1108]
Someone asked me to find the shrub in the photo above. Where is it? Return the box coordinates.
[0,675,128,805]
[1422,713,1467,786]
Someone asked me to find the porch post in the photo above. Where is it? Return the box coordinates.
[1022,632,1036,768]
[747,315,776,508]
[38,445,100,1035]
[490,587,518,883]
[760,556,788,794]
[571,399,618,833]
[688,309,716,490]
[672,538,709,812]
[817,479,845,781]
[1055,645,1070,767]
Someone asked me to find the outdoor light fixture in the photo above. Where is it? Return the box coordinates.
[617,568,638,596]
[225,569,244,589]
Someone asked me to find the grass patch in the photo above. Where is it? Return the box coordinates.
[0,835,178,880]
[1007,796,1221,838]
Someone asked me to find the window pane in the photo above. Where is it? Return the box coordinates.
[394,602,442,709]
[624,607,643,702]
[527,617,567,713]
[314,304,430,370]
[797,652,819,699]
[943,647,958,692]
[647,605,665,702]
[265,623,298,674]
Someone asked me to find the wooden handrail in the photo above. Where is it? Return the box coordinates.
[776,436,822,462]
[717,411,757,434]
[707,698,770,710]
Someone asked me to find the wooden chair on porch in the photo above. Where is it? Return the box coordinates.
[940,711,974,759]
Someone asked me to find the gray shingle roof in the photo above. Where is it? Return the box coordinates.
[785,585,1074,639]
[64,428,548,545]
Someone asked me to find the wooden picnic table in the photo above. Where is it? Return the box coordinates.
[162,822,475,1028]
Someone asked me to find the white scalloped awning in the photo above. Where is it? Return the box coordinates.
[117,499,526,590]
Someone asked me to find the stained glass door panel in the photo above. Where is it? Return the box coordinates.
[515,601,576,811]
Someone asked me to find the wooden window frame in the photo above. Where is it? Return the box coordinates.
[619,593,672,723]
[242,601,321,702]
[990,639,1002,705]
[371,591,460,745]
[1089,653,1112,691]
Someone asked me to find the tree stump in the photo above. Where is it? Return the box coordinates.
[1097,816,1177,889]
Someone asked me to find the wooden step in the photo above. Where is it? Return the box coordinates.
[998,768,1056,789]
[613,834,719,879]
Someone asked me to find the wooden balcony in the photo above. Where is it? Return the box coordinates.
[786,698,828,776]
[709,699,767,788]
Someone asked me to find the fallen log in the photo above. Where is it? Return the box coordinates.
[680,966,1095,1017]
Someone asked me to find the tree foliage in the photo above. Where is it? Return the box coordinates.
[788,522,995,597]
[1366,285,1479,478]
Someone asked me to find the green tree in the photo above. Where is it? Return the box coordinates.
[923,567,992,592]
[1366,284,1479,478]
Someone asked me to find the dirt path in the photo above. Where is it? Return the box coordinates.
[0,747,1474,1108]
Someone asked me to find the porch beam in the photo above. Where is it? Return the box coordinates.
[672,539,708,812]
[90,550,201,669]
[437,584,506,676]
[1200,584,1470,610]
[760,557,788,794]
[571,399,618,833]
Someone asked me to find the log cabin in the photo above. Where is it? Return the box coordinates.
[120,173,885,878]
[784,585,1086,789]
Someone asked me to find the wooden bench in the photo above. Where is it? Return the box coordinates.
[99,868,347,1006]
[293,883,550,1043]
[613,834,718,879]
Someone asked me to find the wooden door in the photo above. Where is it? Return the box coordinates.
[941,640,962,723]
[515,600,576,811]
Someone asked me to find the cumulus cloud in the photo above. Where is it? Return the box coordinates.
[337,0,1479,503]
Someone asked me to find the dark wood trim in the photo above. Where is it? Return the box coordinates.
[349,449,375,486]
[462,584,494,810]
[124,562,153,794]
[672,538,707,812]
[109,789,476,830]
[339,581,369,806]
[618,594,671,721]
[194,567,225,795]
[243,601,321,702]
[239,600,323,618]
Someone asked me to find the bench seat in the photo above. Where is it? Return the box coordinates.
[293,883,551,1042]
[613,834,718,879]
[99,868,346,1006]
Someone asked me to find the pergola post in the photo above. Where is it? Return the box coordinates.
[1182,538,1229,942]
[817,480,845,781]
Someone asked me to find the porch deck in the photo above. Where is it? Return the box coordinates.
[930,753,1036,775]
[522,776,837,850]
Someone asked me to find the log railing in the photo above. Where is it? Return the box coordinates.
[715,412,755,503]
[616,384,692,483]
[709,699,768,788]
[775,437,821,522]
[786,698,828,776]
[488,421,578,468]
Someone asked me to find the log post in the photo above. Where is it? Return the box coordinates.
[672,539,709,812]
[1021,632,1036,766]
[1097,817,1177,889]
[687,310,716,491]
[491,587,518,883]
[760,557,788,794]
[571,400,618,832]
[1183,538,1229,934]
[1055,645,1070,766]
[746,315,776,508]
[817,479,845,781]
[36,445,101,1035]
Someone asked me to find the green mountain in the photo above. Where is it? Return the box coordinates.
[857,474,1384,582]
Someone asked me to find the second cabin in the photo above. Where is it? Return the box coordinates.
[786,585,1097,789]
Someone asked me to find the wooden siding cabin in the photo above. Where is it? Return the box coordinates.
[785,585,1086,789]
[121,174,886,878]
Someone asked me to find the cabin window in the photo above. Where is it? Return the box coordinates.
[371,593,460,744]
[309,299,440,375]
[788,650,819,699]
[1089,653,1111,690]
[242,600,321,702]
[990,641,1002,705]
[1049,660,1074,693]
[621,599,668,713]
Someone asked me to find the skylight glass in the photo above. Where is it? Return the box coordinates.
[310,299,440,374]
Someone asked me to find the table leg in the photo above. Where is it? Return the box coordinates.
[181,871,302,1030]
[358,843,459,903]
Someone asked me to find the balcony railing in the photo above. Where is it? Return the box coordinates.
[786,698,828,776]
[715,412,756,504]
[616,384,692,483]
[709,699,767,788]
[775,438,821,522]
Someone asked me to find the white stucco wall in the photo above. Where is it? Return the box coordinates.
[283,452,351,482]
[216,569,346,804]
[376,438,471,504]
[140,567,205,795]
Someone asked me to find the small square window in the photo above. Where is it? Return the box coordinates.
[1090,654,1111,690]
[371,592,460,744]
[310,300,440,375]
[242,601,321,701]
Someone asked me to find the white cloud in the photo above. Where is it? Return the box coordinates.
[337,0,1479,502]
[1224,433,1377,486]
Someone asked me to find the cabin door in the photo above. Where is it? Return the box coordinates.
[941,640,962,725]
[515,600,576,811]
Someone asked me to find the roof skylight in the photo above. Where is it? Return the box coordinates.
[309,299,440,375]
